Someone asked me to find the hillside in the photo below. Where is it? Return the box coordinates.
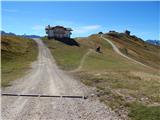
[1,35,38,87]
[43,34,160,120]
[104,32,160,69]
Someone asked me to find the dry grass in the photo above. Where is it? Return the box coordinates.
[1,35,38,87]
[104,32,160,69]
[76,35,160,120]
[76,69,160,120]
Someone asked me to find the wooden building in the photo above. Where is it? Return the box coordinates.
[45,25,72,39]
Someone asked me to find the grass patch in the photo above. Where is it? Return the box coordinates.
[1,35,38,87]
[128,103,160,120]
[42,37,89,70]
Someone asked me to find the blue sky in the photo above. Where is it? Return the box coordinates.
[1,1,160,40]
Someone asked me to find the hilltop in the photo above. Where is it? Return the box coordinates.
[43,33,160,120]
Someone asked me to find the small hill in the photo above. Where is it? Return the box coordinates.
[1,35,38,87]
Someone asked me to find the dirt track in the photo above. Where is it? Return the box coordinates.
[100,35,151,68]
[2,38,121,120]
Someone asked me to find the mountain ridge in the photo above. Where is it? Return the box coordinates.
[1,30,41,38]
[146,40,160,46]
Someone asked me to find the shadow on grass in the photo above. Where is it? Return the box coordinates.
[50,37,80,47]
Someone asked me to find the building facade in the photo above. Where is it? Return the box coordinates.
[45,25,72,39]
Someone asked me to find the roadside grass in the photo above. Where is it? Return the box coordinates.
[42,37,89,70]
[76,69,160,119]
[43,35,160,120]
[1,35,38,87]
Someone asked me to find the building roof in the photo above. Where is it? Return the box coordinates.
[45,25,73,31]
[66,28,72,31]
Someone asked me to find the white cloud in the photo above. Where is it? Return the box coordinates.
[73,25,101,34]
[32,25,44,31]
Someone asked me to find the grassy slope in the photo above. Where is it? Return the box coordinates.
[43,35,160,120]
[1,35,38,87]
[43,37,89,70]
[104,32,160,69]
[82,35,149,71]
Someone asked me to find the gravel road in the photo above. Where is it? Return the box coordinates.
[2,38,121,120]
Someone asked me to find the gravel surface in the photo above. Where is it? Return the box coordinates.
[2,38,121,120]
